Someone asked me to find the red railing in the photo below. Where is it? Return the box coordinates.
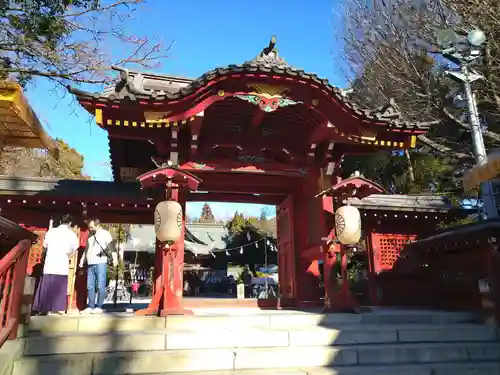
[0,217,37,347]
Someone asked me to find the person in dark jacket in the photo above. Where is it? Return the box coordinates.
[242,265,252,298]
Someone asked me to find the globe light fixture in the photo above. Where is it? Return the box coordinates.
[468,29,486,47]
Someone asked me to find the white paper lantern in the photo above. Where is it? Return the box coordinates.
[334,205,361,245]
[154,200,183,244]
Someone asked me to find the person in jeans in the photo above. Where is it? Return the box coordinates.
[79,218,113,314]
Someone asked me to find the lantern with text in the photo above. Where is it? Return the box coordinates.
[154,200,183,244]
[335,205,361,245]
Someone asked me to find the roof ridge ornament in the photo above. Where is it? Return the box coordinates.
[247,36,290,69]
[369,98,402,119]
[261,36,278,58]
[111,65,148,97]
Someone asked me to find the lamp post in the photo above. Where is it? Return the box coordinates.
[437,28,498,219]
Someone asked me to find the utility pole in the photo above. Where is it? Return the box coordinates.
[438,28,498,219]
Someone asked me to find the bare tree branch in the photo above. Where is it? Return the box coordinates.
[334,0,500,163]
[0,0,172,87]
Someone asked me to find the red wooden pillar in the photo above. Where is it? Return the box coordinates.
[276,195,296,308]
[292,168,329,306]
[135,165,201,316]
[365,230,378,305]
[322,239,339,310]
[337,244,358,310]
[138,193,190,316]
[159,197,188,316]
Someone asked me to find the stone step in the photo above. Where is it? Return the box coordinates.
[26,310,481,334]
[129,362,500,375]
[13,342,500,375]
[22,324,500,355]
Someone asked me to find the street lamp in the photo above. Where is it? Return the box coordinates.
[437,28,498,219]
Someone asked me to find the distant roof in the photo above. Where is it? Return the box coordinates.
[185,222,228,255]
[345,194,471,213]
[0,175,146,201]
[122,222,229,255]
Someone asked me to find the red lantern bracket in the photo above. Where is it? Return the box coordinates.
[135,164,202,316]
[319,175,385,313]
[137,164,202,192]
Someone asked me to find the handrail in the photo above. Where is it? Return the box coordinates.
[0,216,38,243]
[0,239,32,347]
[0,239,31,275]
[0,217,37,348]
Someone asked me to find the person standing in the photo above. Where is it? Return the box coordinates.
[242,265,252,298]
[33,214,79,315]
[79,218,113,314]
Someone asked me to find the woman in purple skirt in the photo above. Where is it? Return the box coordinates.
[33,214,79,315]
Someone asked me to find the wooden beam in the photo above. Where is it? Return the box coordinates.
[187,192,283,205]
[307,143,317,163]
[154,139,169,156]
[189,116,203,158]
[307,120,331,144]
[162,159,311,176]
[325,142,335,165]
[170,128,179,165]
[199,134,304,156]
[250,108,265,128]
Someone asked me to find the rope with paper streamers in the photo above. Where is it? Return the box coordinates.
[193,231,277,258]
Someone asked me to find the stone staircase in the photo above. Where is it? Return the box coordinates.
[3,309,500,375]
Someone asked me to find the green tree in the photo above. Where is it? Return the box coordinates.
[223,212,277,268]
[0,138,89,179]
[104,223,129,281]
[342,151,457,195]
[0,0,169,86]
[226,211,248,235]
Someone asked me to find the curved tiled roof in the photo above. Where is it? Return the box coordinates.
[120,223,229,255]
[0,81,59,155]
[69,37,435,131]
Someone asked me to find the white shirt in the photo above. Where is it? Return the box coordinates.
[86,228,113,265]
[43,225,79,275]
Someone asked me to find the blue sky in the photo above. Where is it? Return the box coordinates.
[24,0,346,219]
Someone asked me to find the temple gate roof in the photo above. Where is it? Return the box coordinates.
[0,81,58,154]
[68,36,437,185]
[69,37,432,132]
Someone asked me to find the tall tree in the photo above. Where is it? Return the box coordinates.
[198,203,215,223]
[0,138,89,178]
[0,0,170,87]
[223,212,277,267]
[226,211,247,235]
[334,0,500,194]
[259,206,274,221]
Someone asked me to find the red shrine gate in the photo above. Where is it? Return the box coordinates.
[0,37,434,314]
